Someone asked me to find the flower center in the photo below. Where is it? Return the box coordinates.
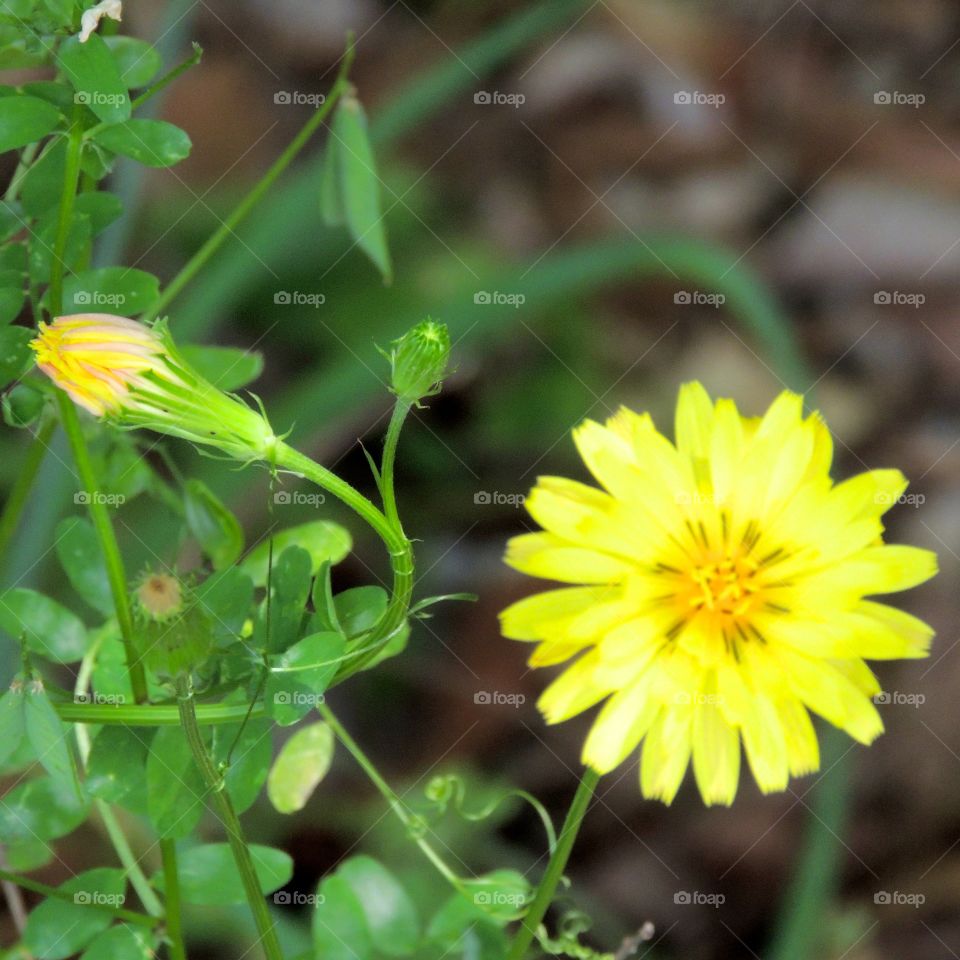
[686,555,761,620]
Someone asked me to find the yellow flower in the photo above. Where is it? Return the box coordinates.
[500,383,937,806]
[32,314,277,462]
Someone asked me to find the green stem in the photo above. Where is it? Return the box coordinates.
[318,702,462,889]
[4,140,40,202]
[132,43,202,111]
[47,103,148,703]
[0,417,56,562]
[506,768,600,960]
[176,676,281,960]
[0,869,159,928]
[160,839,187,960]
[380,401,411,529]
[274,442,413,679]
[55,700,267,725]
[142,39,355,324]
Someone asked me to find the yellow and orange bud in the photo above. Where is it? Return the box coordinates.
[31,314,277,462]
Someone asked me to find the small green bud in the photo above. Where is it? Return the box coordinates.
[133,573,213,680]
[388,319,450,404]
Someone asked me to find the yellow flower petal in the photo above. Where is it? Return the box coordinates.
[504,532,632,583]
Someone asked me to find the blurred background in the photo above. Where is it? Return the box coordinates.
[3,0,959,957]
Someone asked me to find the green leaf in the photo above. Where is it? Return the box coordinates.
[62,266,159,317]
[24,682,79,797]
[24,868,125,960]
[339,856,419,956]
[22,81,74,112]
[460,871,532,922]
[80,924,154,960]
[267,721,334,813]
[0,324,33,389]
[180,343,264,391]
[0,588,88,663]
[57,34,131,124]
[146,726,205,838]
[195,566,254,647]
[213,717,271,814]
[184,479,244,569]
[152,843,293,906]
[6,837,54,872]
[29,208,91,283]
[104,36,162,89]
[313,874,372,960]
[3,381,44,427]
[55,516,114,617]
[241,521,352,588]
[256,545,312,654]
[0,687,25,768]
[94,119,191,167]
[74,192,124,235]
[86,726,150,815]
[334,586,388,638]
[0,95,61,153]
[20,139,66,217]
[427,894,507,960]
[0,285,25,324]
[0,199,23,241]
[329,92,392,283]
[0,774,89,843]
[265,631,345,726]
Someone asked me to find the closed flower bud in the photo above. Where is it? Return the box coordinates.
[31,314,278,462]
[388,319,450,404]
[133,572,212,679]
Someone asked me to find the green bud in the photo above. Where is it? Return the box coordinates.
[133,573,213,680]
[388,319,450,404]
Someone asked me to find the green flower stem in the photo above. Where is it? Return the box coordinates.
[142,38,355,324]
[133,43,203,111]
[3,140,39,202]
[0,868,159,927]
[506,767,600,960]
[175,676,282,960]
[273,441,414,678]
[160,839,186,960]
[47,103,149,703]
[55,701,267,725]
[380,400,411,529]
[318,702,462,890]
[0,416,56,562]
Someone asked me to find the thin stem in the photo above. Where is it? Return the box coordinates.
[47,105,83,317]
[273,442,414,680]
[380,400,411,529]
[0,417,56,561]
[4,140,40,202]
[56,700,268,725]
[142,39,355,324]
[72,646,163,917]
[0,869,159,928]
[133,43,202,111]
[506,768,600,960]
[318,702,462,889]
[160,839,187,960]
[176,676,282,960]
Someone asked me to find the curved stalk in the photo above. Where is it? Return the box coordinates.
[56,700,267,725]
